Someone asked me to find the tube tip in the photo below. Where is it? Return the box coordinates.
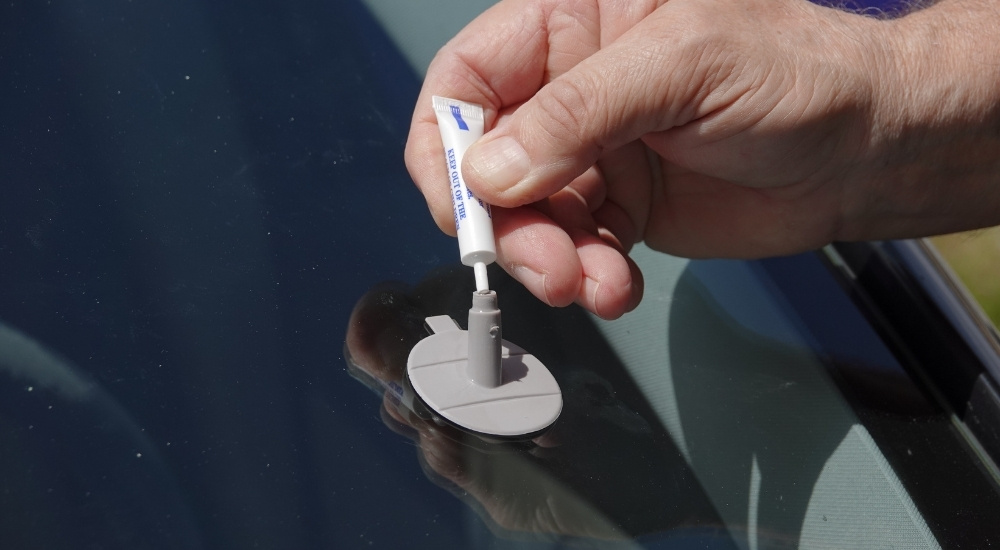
[473,262,489,292]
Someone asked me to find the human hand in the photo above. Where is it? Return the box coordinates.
[406,0,1000,319]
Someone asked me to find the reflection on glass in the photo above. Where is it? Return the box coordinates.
[593,245,940,549]
[345,267,735,547]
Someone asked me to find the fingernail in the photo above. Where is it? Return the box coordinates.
[512,265,549,305]
[583,276,605,319]
[465,136,530,193]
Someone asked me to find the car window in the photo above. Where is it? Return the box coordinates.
[2,1,999,549]
[360,0,497,75]
[594,246,941,549]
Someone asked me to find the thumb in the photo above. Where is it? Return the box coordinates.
[461,23,686,207]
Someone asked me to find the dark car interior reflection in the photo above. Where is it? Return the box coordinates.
[345,266,735,546]
[3,0,1000,547]
[346,252,1000,548]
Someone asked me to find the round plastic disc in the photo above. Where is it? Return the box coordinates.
[406,328,562,438]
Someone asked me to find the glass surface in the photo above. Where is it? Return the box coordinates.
[2,1,999,549]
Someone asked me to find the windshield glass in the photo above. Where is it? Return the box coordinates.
[2,1,999,548]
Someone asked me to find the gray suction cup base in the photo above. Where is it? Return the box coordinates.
[406,316,562,438]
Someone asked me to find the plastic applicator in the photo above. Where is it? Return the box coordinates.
[405,97,562,439]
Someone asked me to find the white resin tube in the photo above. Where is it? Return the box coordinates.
[432,96,495,292]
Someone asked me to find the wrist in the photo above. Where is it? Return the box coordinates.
[858,0,1000,238]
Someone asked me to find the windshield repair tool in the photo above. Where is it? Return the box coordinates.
[405,97,562,439]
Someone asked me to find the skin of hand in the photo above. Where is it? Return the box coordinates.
[405,0,1000,320]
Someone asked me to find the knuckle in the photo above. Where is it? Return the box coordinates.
[530,75,605,152]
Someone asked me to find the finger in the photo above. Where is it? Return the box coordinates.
[417,424,472,488]
[404,0,659,236]
[495,177,642,317]
[593,199,637,252]
[493,205,640,318]
[536,185,601,235]
[492,206,583,308]
[571,230,642,319]
[596,0,666,47]
[564,153,647,252]
[595,141,654,244]
[459,6,690,208]
[405,125,458,235]
[565,166,606,210]
[624,254,644,313]
[380,396,420,438]
[405,0,554,234]
[345,283,426,382]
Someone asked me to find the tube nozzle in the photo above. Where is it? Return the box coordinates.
[473,262,489,292]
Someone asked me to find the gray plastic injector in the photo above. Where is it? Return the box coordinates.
[405,290,563,439]
[467,290,502,388]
